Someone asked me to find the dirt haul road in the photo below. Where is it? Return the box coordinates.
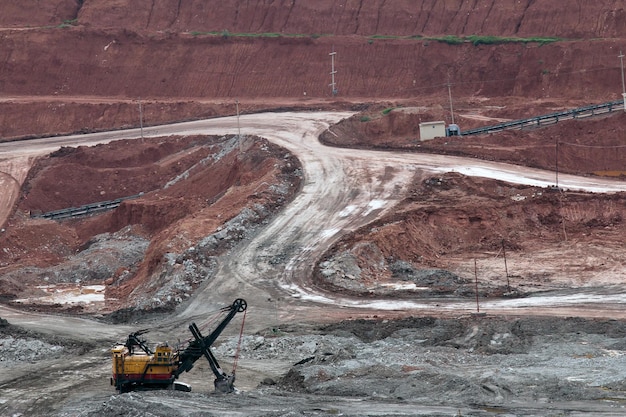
[1,111,626,416]
[2,111,626,327]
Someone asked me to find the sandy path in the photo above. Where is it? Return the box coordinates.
[2,112,626,331]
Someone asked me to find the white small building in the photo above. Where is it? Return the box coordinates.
[419,121,446,141]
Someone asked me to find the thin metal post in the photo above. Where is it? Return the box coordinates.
[236,99,241,137]
[502,239,510,292]
[555,138,559,188]
[474,259,480,313]
[618,50,626,111]
[330,50,337,94]
[138,99,144,140]
[448,82,455,124]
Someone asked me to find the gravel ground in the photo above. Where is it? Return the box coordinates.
[4,315,624,416]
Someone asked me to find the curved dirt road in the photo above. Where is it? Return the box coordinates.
[2,111,626,333]
[1,111,626,416]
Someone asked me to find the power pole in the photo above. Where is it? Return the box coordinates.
[236,99,242,153]
[329,48,338,96]
[618,50,626,111]
[447,81,455,124]
[236,99,241,138]
[555,138,559,188]
[474,259,480,313]
[502,239,510,292]
[138,99,144,140]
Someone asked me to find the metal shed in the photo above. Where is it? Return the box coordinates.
[419,121,446,141]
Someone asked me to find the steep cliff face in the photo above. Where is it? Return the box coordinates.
[74,0,626,39]
[0,0,79,27]
[0,29,622,102]
[5,1,625,38]
[1,1,626,139]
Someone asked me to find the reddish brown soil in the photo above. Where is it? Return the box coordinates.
[0,135,302,309]
[315,173,626,298]
[322,106,626,176]
[7,0,624,38]
[1,1,625,314]
[2,2,626,140]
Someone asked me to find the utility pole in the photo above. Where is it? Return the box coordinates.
[618,50,626,111]
[555,137,559,188]
[236,99,242,153]
[138,98,144,140]
[447,81,455,124]
[235,99,241,138]
[329,48,338,96]
[474,259,480,313]
[502,239,510,292]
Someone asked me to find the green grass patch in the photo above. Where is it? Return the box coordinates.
[360,116,371,122]
[188,31,330,39]
[427,34,562,46]
[381,107,394,115]
[185,30,562,45]
[57,18,78,29]
[431,35,464,45]
[466,35,561,46]
[369,34,400,40]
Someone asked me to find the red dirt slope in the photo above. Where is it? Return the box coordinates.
[0,134,303,311]
[2,2,626,140]
[76,1,626,39]
[322,107,626,177]
[0,0,77,27]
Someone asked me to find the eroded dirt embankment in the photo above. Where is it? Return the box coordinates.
[65,0,626,39]
[2,2,625,139]
[323,108,626,176]
[315,172,626,299]
[0,134,303,314]
[0,29,621,101]
[4,1,626,38]
[1,31,623,139]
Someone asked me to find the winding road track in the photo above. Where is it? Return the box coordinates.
[2,110,626,416]
[1,111,626,334]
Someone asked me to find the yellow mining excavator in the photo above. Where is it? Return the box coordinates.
[111,298,247,393]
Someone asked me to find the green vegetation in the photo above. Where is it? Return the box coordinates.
[465,35,561,46]
[185,30,563,45]
[370,34,399,39]
[427,34,561,46]
[431,35,464,45]
[57,18,78,29]
[189,30,328,39]
[360,116,371,122]
[381,107,394,115]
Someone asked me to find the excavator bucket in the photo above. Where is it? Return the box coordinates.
[214,374,236,393]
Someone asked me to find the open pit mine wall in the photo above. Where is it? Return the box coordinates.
[3,0,626,39]
[0,1,624,102]
[0,29,622,102]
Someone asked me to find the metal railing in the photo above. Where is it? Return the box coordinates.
[32,193,143,220]
[460,99,624,136]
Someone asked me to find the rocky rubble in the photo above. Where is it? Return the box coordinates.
[0,318,63,366]
[45,315,626,416]
[209,317,626,410]
[0,335,64,366]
